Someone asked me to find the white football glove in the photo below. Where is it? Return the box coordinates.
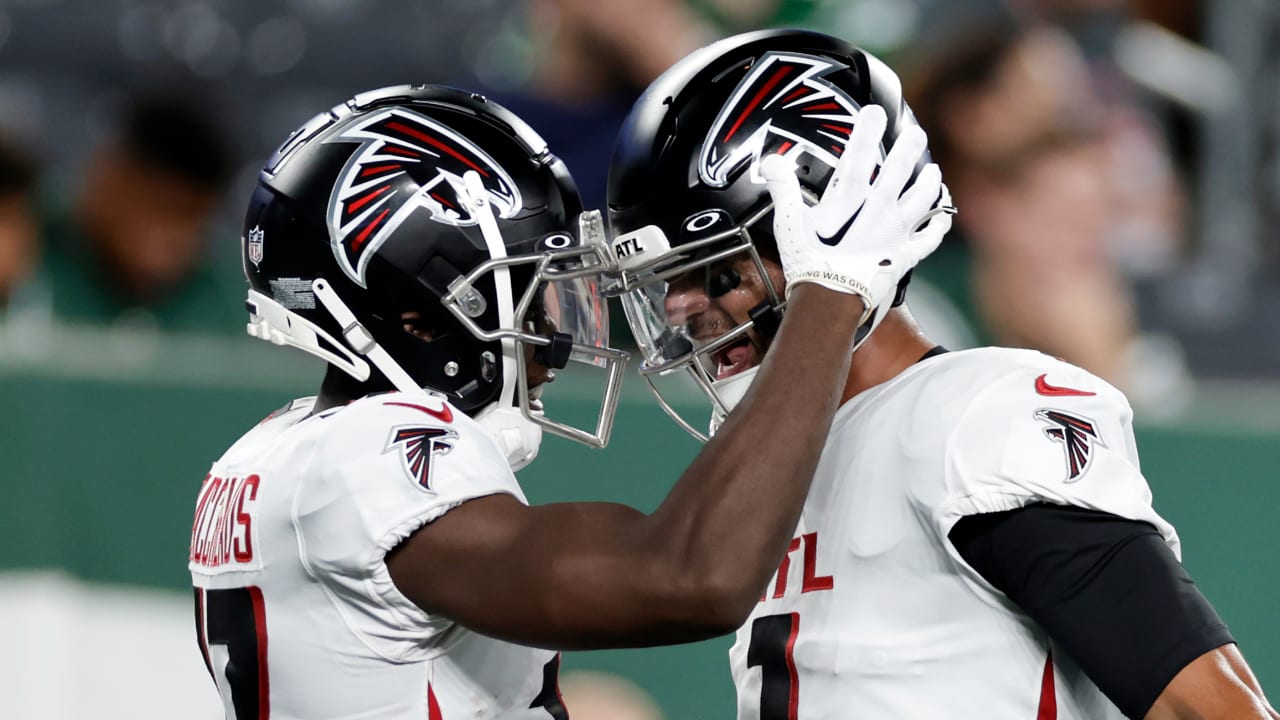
[760,104,954,322]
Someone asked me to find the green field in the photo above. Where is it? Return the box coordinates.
[1,327,1276,716]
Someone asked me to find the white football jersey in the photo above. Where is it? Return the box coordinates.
[729,347,1179,719]
[189,392,565,720]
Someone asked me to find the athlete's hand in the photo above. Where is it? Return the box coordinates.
[760,104,953,318]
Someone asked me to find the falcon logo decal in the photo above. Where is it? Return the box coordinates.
[699,52,863,188]
[1035,409,1106,482]
[387,425,457,491]
[326,108,522,287]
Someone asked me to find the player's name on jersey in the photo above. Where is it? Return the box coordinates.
[762,532,834,602]
[189,474,262,571]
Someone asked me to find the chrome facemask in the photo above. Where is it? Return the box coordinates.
[612,203,783,442]
[441,194,628,450]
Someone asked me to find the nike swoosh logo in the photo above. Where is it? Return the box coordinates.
[816,204,862,246]
[1034,374,1096,397]
[384,401,454,423]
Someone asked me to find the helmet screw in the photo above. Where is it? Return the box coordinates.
[444,361,459,377]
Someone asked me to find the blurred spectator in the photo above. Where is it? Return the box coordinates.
[1018,0,1196,279]
[39,90,241,333]
[907,19,1192,411]
[559,670,665,720]
[466,0,719,345]
[475,0,716,211]
[484,0,983,350]
[0,138,45,323]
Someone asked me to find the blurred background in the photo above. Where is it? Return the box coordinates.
[0,0,1276,717]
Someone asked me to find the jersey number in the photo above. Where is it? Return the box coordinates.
[747,612,800,720]
[196,587,269,720]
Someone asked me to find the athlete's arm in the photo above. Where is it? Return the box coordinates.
[1146,645,1280,720]
[388,285,864,650]
[949,504,1277,719]
[390,106,948,650]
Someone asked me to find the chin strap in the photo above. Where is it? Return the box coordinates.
[461,170,543,471]
[704,298,779,437]
[247,289,373,381]
[473,405,543,472]
[707,365,761,437]
[256,277,539,471]
[312,278,425,394]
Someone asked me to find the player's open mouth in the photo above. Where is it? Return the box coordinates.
[713,336,757,380]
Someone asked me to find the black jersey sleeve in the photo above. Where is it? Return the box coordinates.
[948,503,1234,719]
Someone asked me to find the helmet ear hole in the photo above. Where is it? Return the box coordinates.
[400,311,437,342]
[400,308,457,344]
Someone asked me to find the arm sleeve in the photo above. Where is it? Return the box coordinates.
[293,398,523,660]
[949,504,1234,719]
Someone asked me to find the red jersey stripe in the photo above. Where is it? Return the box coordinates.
[1037,651,1057,720]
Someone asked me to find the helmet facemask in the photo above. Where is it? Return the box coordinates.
[604,31,940,443]
[247,172,627,469]
[243,86,633,469]
[614,201,786,442]
[440,186,627,452]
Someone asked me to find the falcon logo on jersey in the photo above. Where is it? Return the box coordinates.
[699,52,861,188]
[387,426,458,490]
[326,108,522,287]
[1035,409,1106,482]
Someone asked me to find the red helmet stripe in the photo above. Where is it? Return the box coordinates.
[781,86,812,104]
[351,208,392,251]
[345,185,392,216]
[385,121,490,177]
[359,163,401,177]
[382,144,422,157]
[723,65,794,143]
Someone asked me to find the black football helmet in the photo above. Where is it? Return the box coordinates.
[242,85,627,465]
[606,29,933,440]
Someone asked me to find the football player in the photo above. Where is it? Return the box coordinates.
[607,29,1277,720]
[189,84,948,718]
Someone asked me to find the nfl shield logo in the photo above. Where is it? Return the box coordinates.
[247,226,265,267]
